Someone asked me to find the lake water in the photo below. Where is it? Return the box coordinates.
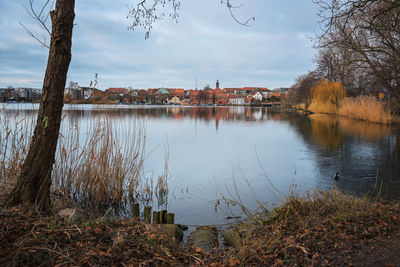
[2,103,400,226]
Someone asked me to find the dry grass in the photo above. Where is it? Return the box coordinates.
[308,101,338,114]
[0,110,168,216]
[53,118,149,214]
[223,189,400,265]
[338,96,391,124]
[0,111,33,204]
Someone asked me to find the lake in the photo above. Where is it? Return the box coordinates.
[2,103,400,226]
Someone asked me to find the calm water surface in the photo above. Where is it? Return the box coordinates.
[2,104,400,225]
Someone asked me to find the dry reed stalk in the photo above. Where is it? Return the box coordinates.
[0,110,33,199]
[1,109,169,216]
[53,117,150,215]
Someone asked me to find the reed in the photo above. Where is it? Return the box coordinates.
[1,109,169,216]
[53,118,151,215]
[338,96,391,124]
[0,110,33,204]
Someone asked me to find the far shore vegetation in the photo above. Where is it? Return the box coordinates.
[289,79,393,124]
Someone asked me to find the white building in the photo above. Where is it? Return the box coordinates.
[253,92,263,101]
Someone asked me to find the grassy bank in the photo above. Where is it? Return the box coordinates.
[1,189,400,266]
[222,190,400,266]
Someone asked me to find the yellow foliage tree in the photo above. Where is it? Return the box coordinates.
[308,79,346,114]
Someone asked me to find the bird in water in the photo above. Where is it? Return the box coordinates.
[334,172,340,180]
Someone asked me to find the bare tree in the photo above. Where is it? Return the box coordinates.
[289,71,320,105]
[8,0,75,211]
[314,0,400,104]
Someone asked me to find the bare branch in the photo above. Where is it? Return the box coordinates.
[127,0,255,38]
[221,0,255,27]
[19,22,49,48]
[127,0,181,39]
[21,0,54,48]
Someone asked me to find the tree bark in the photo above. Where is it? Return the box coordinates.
[8,0,75,212]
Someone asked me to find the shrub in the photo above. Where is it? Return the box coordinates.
[309,80,346,114]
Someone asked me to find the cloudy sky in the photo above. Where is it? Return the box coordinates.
[0,0,320,90]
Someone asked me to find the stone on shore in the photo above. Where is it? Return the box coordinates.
[57,208,85,224]
[188,226,218,253]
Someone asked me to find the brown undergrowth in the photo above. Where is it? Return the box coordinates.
[0,208,198,267]
[222,190,400,266]
[1,190,400,266]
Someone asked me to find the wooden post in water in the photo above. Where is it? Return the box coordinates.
[152,211,160,224]
[167,213,175,224]
[144,206,152,223]
[132,203,140,219]
[161,210,167,224]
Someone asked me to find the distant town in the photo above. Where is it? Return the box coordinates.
[0,80,289,106]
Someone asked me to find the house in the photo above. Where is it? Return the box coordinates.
[81,87,94,99]
[168,96,182,105]
[227,94,245,105]
[269,92,281,99]
[253,92,263,101]
[214,88,228,105]
[189,90,200,105]
[167,88,185,98]
[105,88,128,96]
[182,99,190,106]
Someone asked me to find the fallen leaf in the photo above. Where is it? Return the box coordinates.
[98,250,107,256]
[195,247,205,254]
[229,258,240,266]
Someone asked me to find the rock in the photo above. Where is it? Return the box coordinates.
[224,228,242,247]
[188,226,218,253]
[159,224,184,242]
[57,208,85,224]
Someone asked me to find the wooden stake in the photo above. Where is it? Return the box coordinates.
[132,203,140,219]
[153,211,160,224]
[167,213,175,224]
[144,206,152,223]
[161,210,167,224]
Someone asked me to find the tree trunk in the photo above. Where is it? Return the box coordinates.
[8,0,75,212]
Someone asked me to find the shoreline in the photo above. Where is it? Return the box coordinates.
[1,189,400,266]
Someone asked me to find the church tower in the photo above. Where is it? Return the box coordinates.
[216,80,220,89]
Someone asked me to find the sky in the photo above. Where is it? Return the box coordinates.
[0,0,320,90]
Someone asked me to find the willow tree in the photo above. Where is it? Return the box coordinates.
[308,79,346,114]
[8,0,254,212]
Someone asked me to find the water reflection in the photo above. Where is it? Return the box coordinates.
[289,113,399,200]
[310,114,391,145]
